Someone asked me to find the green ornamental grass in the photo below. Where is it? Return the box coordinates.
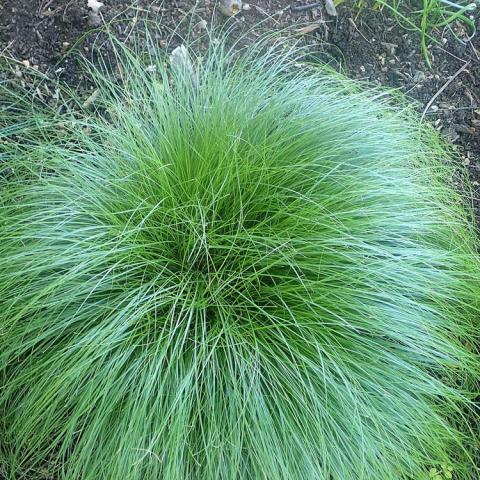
[0,37,479,479]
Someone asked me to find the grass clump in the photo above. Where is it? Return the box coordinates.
[0,37,479,480]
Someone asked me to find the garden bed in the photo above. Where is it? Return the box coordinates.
[0,2,479,479]
[1,1,479,214]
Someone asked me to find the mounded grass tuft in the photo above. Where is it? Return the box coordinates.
[0,38,479,479]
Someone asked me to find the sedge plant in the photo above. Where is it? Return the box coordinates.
[0,34,479,480]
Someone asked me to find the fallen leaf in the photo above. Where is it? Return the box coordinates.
[169,45,195,81]
[295,23,321,35]
[325,0,337,16]
[87,0,104,14]
[82,89,99,108]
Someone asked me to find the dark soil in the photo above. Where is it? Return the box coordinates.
[0,0,479,188]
